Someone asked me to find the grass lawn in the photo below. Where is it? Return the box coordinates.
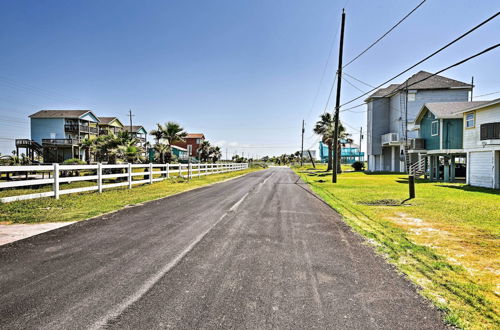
[0,167,262,224]
[294,165,499,329]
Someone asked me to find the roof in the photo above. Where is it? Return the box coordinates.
[29,110,96,119]
[451,98,500,114]
[172,145,187,151]
[186,133,205,139]
[129,125,146,133]
[98,117,118,124]
[365,71,471,102]
[415,101,491,124]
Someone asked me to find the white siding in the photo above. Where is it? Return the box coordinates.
[463,103,500,149]
[469,151,494,188]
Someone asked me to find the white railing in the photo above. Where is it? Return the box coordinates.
[381,132,400,145]
[409,157,426,178]
[0,163,249,203]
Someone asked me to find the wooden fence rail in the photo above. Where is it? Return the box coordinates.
[0,163,248,203]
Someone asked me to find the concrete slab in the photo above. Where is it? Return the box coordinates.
[0,222,75,246]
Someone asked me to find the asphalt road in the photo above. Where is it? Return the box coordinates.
[0,168,446,329]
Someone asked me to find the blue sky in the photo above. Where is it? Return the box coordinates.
[0,0,499,157]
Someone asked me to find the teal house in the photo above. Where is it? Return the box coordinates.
[319,140,364,164]
[412,102,481,182]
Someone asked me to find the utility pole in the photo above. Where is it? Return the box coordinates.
[128,109,134,133]
[359,126,363,156]
[470,76,474,101]
[300,119,305,166]
[332,9,346,183]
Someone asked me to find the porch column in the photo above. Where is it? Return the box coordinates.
[443,157,450,182]
[466,152,470,184]
[391,146,395,172]
[450,156,456,182]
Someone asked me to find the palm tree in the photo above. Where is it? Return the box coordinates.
[314,113,347,173]
[210,146,222,162]
[198,140,211,162]
[154,143,170,164]
[314,113,334,171]
[117,140,145,164]
[79,136,97,164]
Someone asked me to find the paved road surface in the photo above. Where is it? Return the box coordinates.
[0,168,446,329]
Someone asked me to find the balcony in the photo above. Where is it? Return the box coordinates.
[42,138,80,145]
[381,133,401,146]
[65,124,98,134]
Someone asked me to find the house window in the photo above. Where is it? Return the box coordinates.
[431,120,439,136]
[196,139,201,144]
[407,92,416,102]
[187,145,192,155]
[465,112,475,128]
[480,122,500,140]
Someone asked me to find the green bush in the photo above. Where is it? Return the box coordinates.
[62,158,86,165]
[351,161,365,171]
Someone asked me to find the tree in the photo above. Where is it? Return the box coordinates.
[154,143,170,164]
[314,113,347,173]
[210,146,222,162]
[79,136,98,164]
[198,140,211,162]
[314,113,335,171]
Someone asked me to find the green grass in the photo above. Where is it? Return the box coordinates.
[294,165,499,330]
[0,168,262,224]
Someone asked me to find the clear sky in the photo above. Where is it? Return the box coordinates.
[0,0,499,157]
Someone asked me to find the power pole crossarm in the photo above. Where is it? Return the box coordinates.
[332,9,346,184]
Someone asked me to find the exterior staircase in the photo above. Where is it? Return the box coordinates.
[409,157,426,178]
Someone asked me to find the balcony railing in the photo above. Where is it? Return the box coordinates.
[42,138,80,145]
[381,133,400,145]
[65,124,98,134]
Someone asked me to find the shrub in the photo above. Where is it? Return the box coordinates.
[351,161,365,171]
[62,158,86,165]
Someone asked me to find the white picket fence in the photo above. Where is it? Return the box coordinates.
[0,163,248,203]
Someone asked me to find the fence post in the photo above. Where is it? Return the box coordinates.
[408,175,415,199]
[53,163,60,199]
[128,163,132,189]
[166,163,170,179]
[97,162,102,193]
[149,163,153,184]
[188,162,192,180]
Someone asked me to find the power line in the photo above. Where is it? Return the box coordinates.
[343,0,427,68]
[340,43,500,113]
[322,73,338,114]
[342,75,366,93]
[343,72,375,88]
[306,16,342,121]
[474,90,500,98]
[341,11,500,107]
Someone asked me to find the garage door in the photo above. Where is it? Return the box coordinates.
[469,151,493,188]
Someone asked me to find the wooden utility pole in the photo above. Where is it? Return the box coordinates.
[359,126,363,157]
[300,119,305,166]
[128,109,134,133]
[470,76,474,101]
[332,9,346,183]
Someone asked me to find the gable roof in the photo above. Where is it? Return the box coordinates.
[129,125,147,133]
[186,133,205,139]
[365,71,472,102]
[29,110,99,120]
[414,101,490,124]
[451,98,500,114]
